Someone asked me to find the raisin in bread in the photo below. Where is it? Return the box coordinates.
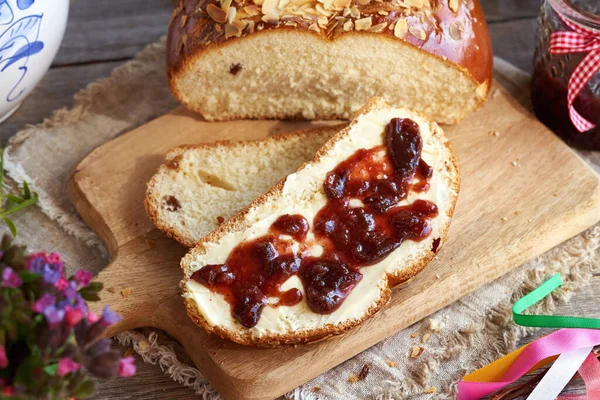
[167,0,492,124]
[180,98,460,345]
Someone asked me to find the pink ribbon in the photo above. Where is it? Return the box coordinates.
[549,11,600,133]
[458,329,600,400]
[557,353,600,399]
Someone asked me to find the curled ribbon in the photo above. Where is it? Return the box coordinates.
[457,273,600,399]
[548,7,600,133]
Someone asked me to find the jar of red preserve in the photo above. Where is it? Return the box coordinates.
[532,0,600,150]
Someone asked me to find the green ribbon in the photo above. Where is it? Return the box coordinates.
[513,273,600,329]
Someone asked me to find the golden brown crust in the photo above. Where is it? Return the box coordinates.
[145,125,345,248]
[180,97,460,346]
[167,0,493,104]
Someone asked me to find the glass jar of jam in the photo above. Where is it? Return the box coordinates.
[532,0,600,150]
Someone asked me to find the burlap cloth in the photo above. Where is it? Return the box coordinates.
[3,39,600,399]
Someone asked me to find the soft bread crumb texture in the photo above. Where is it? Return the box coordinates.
[145,129,337,247]
[179,98,460,345]
[172,31,486,124]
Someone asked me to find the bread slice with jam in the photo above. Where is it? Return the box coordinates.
[180,98,460,346]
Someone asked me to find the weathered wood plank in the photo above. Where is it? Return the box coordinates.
[53,0,172,66]
[93,350,198,399]
[0,62,122,144]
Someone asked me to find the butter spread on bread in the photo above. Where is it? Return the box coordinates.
[180,98,459,345]
[167,0,492,124]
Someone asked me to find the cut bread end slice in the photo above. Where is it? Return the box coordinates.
[145,126,341,247]
[180,97,460,346]
[170,30,489,125]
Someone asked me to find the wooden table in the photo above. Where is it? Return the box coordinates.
[1,0,598,398]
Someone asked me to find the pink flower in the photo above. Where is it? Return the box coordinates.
[87,311,99,323]
[0,345,8,368]
[1,267,22,288]
[74,270,93,286]
[57,357,80,376]
[118,356,136,377]
[54,277,68,290]
[47,252,62,265]
[2,386,14,396]
[64,306,83,327]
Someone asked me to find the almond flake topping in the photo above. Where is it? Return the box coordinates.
[404,0,423,8]
[207,4,228,23]
[354,16,372,31]
[394,18,407,38]
[449,0,458,12]
[409,26,427,40]
[367,22,387,32]
[449,21,463,40]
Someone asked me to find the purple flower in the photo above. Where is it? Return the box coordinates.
[62,281,77,301]
[118,356,136,377]
[0,345,8,368]
[100,306,121,327]
[43,305,65,326]
[26,252,47,273]
[32,293,55,313]
[42,263,62,284]
[1,267,22,288]
[57,357,80,376]
[74,270,93,286]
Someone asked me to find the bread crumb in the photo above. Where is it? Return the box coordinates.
[493,89,501,98]
[553,193,559,197]
[124,348,135,357]
[501,217,508,222]
[146,239,156,249]
[217,216,225,224]
[138,339,150,352]
[410,345,424,358]
[121,287,133,298]
[348,374,360,383]
[386,359,398,367]
[511,160,520,167]
[106,287,115,294]
[428,318,444,332]
[514,211,520,215]
[422,333,431,343]
[489,131,500,137]
[424,387,436,394]
[435,274,441,279]
[411,331,419,338]
[311,387,321,392]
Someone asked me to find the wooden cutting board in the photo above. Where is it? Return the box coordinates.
[69,82,600,400]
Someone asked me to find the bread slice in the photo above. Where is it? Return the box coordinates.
[145,126,341,248]
[180,98,460,345]
[167,0,493,124]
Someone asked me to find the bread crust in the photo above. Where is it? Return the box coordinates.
[145,125,345,248]
[180,98,460,346]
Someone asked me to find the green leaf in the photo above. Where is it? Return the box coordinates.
[14,355,41,386]
[84,282,104,292]
[5,193,25,204]
[80,291,101,302]
[18,270,40,283]
[22,181,31,200]
[75,379,96,398]
[3,217,16,237]
[43,363,59,376]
